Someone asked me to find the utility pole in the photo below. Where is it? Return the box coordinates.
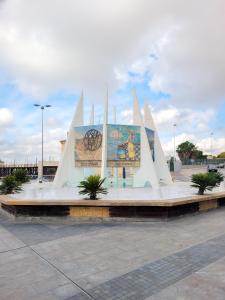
[173,123,177,161]
[34,104,52,183]
[210,132,214,157]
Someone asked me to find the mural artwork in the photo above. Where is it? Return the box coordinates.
[107,124,141,167]
[74,125,103,167]
[145,127,155,161]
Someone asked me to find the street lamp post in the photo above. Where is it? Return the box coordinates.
[173,123,177,162]
[34,104,51,183]
[210,132,214,158]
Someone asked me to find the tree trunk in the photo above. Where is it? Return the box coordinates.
[90,192,97,200]
[198,187,205,195]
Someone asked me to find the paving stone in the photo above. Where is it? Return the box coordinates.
[1,223,109,245]
[1,208,225,299]
[67,233,225,300]
[28,209,225,294]
[0,247,83,300]
[0,225,25,252]
[148,256,225,300]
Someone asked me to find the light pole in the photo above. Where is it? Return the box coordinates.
[34,104,51,183]
[210,132,214,158]
[173,123,177,162]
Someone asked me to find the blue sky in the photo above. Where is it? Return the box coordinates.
[0,0,225,162]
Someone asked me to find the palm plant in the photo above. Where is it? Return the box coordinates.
[191,172,224,195]
[0,175,22,194]
[13,168,30,184]
[78,175,108,200]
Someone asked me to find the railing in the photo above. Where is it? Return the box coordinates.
[181,159,225,165]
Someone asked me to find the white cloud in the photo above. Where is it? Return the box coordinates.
[1,0,225,162]
[118,104,224,156]
[153,107,179,125]
[152,106,215,133]
[0,108,13,126]
[0,0,224,105]
[119,104,215,134]
[148,3,225,105]
[120,109,133,124]
[197,137,225,156]
[0,126,66,163]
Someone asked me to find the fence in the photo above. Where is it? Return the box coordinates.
[181,159,225,165]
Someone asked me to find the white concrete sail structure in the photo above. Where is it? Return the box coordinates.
[89,104,95,125]
[54,92,84,187]
[54,89,172,188]
[132,90,159,188]
[144,101,173,185]
[133,89,143,125]
[100,89,108,180]
[83,103,95,178]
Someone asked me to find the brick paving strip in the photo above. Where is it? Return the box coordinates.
[67,233,225,300]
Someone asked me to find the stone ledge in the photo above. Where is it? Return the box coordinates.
[1,192,225,207]
[1,192,225,219]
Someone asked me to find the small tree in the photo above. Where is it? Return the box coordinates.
[0,175,22,194]
[176,141,197,161]
[191,172,224,195]
[192,150,207,160]
[78,175,108,200]
[217,152,225,159]
[13,168,30,184]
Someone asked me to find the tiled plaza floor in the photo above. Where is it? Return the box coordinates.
[1,208,225,299]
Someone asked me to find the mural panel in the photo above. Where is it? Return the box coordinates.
[145,127,155,161]
[107,124,141,167]
[74,125,103,167]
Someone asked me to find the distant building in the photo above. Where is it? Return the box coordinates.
[0,161,58,180]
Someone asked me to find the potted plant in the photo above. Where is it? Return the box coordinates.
[78,175,108,200]
[13,168,30,184]
[191,172,224,195]
[0,175,22,194]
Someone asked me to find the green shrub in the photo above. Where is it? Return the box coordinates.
[0,175,22,194]
[78,175,108,200]
[191,172,224,195]
[13,168,30,184]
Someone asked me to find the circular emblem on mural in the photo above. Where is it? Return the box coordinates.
[83,129,102,151]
